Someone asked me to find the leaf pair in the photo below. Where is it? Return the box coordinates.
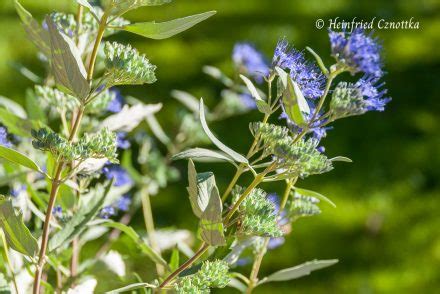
[187,160,225,246]
[276,67,310,126]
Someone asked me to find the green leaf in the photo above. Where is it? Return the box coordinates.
[306,46,329,76]
[0,196,38,257]
[46,16,90,100]
[0,145,42,173]
[48,181,113,252]
[0,96,27,119]
[199,186,226,246]
[258,259,338,285]
[171,90,200,115]
[240,75,271,114]
[294,187,336,208]
[121,11,216,40]
[100,221,169,269]
[103,0,172,15]
[169,247,180,272]
[199,99,248,164]
[0,108,42,137]
[202,65,234,87]
[107,282,156,293]
[172,148,236,165]
[330,156,353,163]
[186,159,217,218]
[276,67,310,126]
[15,1,51,56]
[145,113,172,146]
[76,0,99,21]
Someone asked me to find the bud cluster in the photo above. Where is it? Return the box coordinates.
[232,186,283,237]
[286,192,321,220]
[251,122,333,177]
[175,260,230,293]
[104,42,157,86]
[32,128,117,163]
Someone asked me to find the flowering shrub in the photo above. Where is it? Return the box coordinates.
[0,1,390,293]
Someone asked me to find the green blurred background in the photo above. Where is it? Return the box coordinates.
[1,0,440,293]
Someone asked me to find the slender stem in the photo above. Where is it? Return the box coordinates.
[75,5,83,45]
[87,13,108,81]
[221,164,244,201]
[33,163,63,294]
[70,237,79,280]
[159,243,209,288]
[246,178,296,294]
[1,231,19,294]
[141,187,164,277]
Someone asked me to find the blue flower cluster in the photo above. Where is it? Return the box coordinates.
[355,76,390,112]
[107,88,125,113]
[233,43,269,82]
[102,163,133,187]
[272,39,326,100]
[329,28,383,77]
[99,194,132,219]
[0,126,12,147]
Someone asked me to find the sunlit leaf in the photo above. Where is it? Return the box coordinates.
[0,196,38,257]
[121,11,216,40]
[0,145,42,173]
[199,187,226,246]
[103,0,172,15]
[169,247,180,272]
[294,187,336,208]
[15,1,51,56]
[258,259,338,285]
[172,148,236,165]
[199,99,248,164]
[240,75,271,114]
[46,16,90,100]
[186,159,217,218]
[330,156,353,163]
[306,46,329,76]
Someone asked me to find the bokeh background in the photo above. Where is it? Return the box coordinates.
[1,0,439,293]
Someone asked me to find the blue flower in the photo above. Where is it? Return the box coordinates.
[100,206,116,219]
[355,76,391,112]
[107,88,124,113]
[267,237,285,250]
[116,132,130,149]
[102,164,133,187]
[116,194,131,212]
[239,93,257,110]
[233,43,269,82]
[272,38,326,99]
[52,205,63,218]
[0,127,12,148]
[10,185,26,198]
[329,29,383,77]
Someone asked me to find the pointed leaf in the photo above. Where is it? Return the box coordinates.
[0,196,38,257]
[103,0,172,15]
[199,99,248,164]
[294,187,336,208]
[258,259,338,285]
[306,47,329,76]
[100,221,169,269]
[240,75,271,114]
[186,159,219,218]
[0,96,27,119]
[199,187,226,246]
[46,17,90,100]
[330,156,353,163]
[107,282,156,293]
[169,247,180,272]
[15,1,51,56]
[48,181,113,251]
[0,145,42,173]
[172,148,236,165]
[171,90,200,114]
[121,11,216,40]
